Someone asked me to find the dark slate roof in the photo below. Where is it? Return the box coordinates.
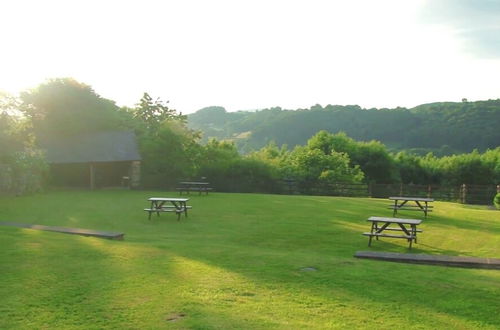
[42,131,141,164]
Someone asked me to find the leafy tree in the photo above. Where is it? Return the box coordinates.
[287,145,364,191]
[306,131,398,183]
[481,148,500,184]
[351,141,400,183]
[248,141,288,166]
[0,92,48,194]
[197,139,240,177]
[0,90,19,115]
[307,130,337,155]
[139,119,201,188]
[19,78,124,140]
[0,112,25,161]
[134,92,185,131]
[438,150,498,185]
[394,151,430,184]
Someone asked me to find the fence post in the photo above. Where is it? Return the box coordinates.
[497,184,500,194]
[427,185,432,198]
[399,183,403,196]
[461,184,467,204]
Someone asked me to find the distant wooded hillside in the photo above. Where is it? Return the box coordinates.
[187,100,500,155]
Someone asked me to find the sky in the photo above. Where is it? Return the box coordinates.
[1,0,500,114]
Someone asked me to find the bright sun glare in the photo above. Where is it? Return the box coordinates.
[1,0,499,113]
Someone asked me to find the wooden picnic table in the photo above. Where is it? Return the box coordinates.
[363,216,423,249]
[144,197,190,220]
[177,181,213,195]
[389,196,434,218]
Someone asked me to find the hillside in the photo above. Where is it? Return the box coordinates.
[187,100,500,155]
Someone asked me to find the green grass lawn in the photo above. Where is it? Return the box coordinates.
[1,190,499,329]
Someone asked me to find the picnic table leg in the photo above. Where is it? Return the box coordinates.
[148,201,152,220]
[156,201,163,217]
[393,200,398,216]
[368,222,375,246]
[170,201,181,221]
[411,224,418,244]
[148,201,156,219]
[183,202,188,217]
[415,201,425,218]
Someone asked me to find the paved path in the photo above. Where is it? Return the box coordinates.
[354,251,500,269]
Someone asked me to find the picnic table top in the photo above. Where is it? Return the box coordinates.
[149,197,189,202]
[389,196,434,202]
[179,181,210,185]
[368,216,422,225]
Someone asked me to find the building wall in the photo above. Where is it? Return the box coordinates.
[50,161,139,189]
[130,161,141,188]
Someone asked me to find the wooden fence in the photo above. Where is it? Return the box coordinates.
[370,183,499,205]
[281,181,500,205]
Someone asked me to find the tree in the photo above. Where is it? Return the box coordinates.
[351,141,400,183]
[394,151,430,184]
[306,131,399,183]
[139,120,201,188]
[19,78,124,140]
[0,92,48,194]
[133,93,201,188]
[133,92,185,131]
[0,90,19,115]
[287,145,364,190]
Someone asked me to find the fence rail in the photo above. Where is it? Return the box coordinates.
[280,181,499,205]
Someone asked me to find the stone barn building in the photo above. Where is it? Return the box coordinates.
[42,131,141,189]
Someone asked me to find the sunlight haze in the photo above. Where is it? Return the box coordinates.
[1,0,499,113]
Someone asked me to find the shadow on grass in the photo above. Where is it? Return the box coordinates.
[0,227,140,328]
[149,195,500,328]
[387,204,500,235]
[0,226,261,329]
[1,192,499,328]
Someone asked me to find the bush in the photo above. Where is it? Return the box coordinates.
[0,149,48,195]
[494,193,500,210]
[199,158,281,193]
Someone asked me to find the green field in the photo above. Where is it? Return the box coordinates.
[1,190,499,329]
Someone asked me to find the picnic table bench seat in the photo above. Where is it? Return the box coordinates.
[155,205,193,209]
[387,205,434,208]
[143,205,192,213]
[387,206,433,212]
[378,227,423,233]
[363,232,415,240]
[176,187,213,192]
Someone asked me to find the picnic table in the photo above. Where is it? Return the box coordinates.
[389,196,434,218]
[144,197,191,220]
[363,216,423,249]
[177,181,213,195]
